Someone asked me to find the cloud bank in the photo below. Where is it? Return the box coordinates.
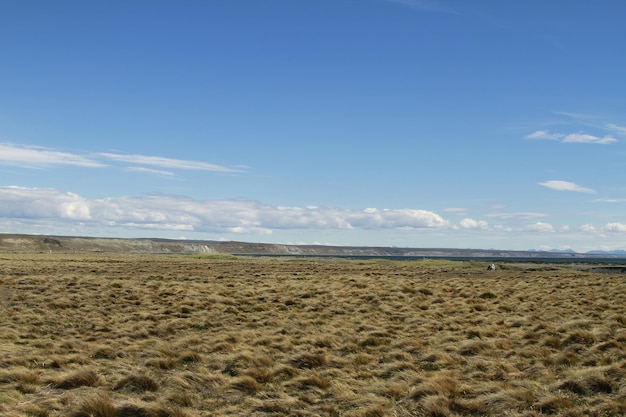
[0,186,454,235]
[3,187,624,250]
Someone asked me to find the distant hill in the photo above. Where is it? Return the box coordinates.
[1,233,624,260]
[586,249,626,255]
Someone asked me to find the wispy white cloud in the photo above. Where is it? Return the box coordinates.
[124,167,176,177]
[0,143,244,174]
[523,221,554,232]
[0,144,105,168]
[525,130,617,144]
[442,207,468,215]
[606,123,626,135]
[525,130,562,140]
[484,211,547,220]
[562,133,617,144]
[487,203,507,211]
[593,198,626,203]
[100,153,243,173]
[538,180,596,194]
[385,0,458,14]
[552,111,594,120]
[529,111,625,145]
[542,35,564,50]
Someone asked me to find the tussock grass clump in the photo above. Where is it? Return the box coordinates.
[449,397,487,414]
[478,291,497,299]
[379,381,410,399]
[0,368,41,385]
[558,371,618,396]
[296,373,331,389]
[245,367,274,383]
[417,287,434,296]
[16,402,52,417]
[563,330,596,346]
[292,352,329,369]
[481,387,536,413]
[178,350,202,364]
[51,368,101,389]
[145,357,178,370]
[273,364,300,381]
[114,373,160,392]
[230,375,262,394]
[70,393,116,417]
[558,379,588,395]
[167,391,196,407]
[421,394,452,417]
[91,345,118,359]
[114,403,154,417]
[458,340,490,356]
[255,400,293,414]
[409,375,463,400]
[535,394,576,414]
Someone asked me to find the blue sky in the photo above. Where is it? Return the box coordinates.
[1,0,625,252]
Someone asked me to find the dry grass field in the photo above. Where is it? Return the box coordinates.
[1,253,625,416]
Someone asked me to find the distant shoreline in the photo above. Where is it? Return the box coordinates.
[236,253,626,265]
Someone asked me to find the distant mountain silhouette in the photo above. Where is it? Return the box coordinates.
[585,249,626,255]
[1,233,625,259]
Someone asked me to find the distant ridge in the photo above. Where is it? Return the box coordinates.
[586,249,626,255]
[529,247,626,256]
[1,233,624,260]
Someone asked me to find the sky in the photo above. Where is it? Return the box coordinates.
[1,0,625,252]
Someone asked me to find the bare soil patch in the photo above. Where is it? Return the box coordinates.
[1,253,624,416]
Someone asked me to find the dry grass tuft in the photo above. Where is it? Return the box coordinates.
[0,368,41,385]
[52,369,101,389]
[230,375,262,394]
[421,394,451,417]
[114,374,160,393]
[292,352,329,369]
[245,367,274,383]
[112,403,153,417]
[273,364,300,381]
[458,340,490,356]
[535,394,576,414]
[92,345,118,359]
[167,391,196,407]
[563,330,596,347]
[70,393,116,417]
[297,373,331,389]
[178,351,202,364]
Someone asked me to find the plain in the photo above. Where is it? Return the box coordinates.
[0,253,625,416]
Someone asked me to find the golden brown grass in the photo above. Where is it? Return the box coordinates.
[1,253,625,416]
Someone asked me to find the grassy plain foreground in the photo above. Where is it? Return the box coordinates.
[1,253,625,416]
